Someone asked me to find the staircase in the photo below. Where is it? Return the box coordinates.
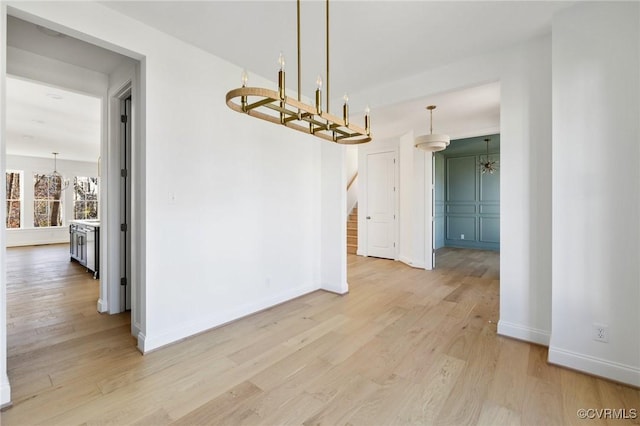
[347,205,358,255]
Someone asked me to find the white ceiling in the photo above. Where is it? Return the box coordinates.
[6,77,101,163]
[6,1,575,159]
[102,1,573,97]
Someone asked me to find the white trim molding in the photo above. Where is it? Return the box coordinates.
[497,320,551,346]
[398,255,425,270]
[0,373,11,408]
[96,298,108,313]
[549,346,640,388]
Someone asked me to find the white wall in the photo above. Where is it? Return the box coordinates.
[345,145,358,214]
[550,2,640,386]
[398,131,429,269]
[5,155,98,247]
[497,35,553,346]
[1,2,341,364]
[321,143,347,294]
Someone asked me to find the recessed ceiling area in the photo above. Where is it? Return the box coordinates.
[373,81,501,142]
[6,77,101,163]
[7,15,128,75]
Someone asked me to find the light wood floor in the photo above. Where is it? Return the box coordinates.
[1,245,638,425]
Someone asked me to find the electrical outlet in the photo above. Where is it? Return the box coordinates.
[593,323,609,343]
[461,234,465,240]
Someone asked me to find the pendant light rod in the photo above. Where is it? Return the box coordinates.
[297,0,301,102]
[427,105,436,134]
[326,0,330,114]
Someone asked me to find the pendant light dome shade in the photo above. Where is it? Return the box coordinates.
[415,105,450,152]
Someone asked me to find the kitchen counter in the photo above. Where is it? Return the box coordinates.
[71,219,100,228]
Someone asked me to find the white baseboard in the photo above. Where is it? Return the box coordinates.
[6,228,69,247]
[131,322,141,340]
[0,373,11,408]
[96,298,108,313]
[497,320,551,346]
[136,332,147,354]
[549,346,640,387]
[398,255,425,269]
[138,283,319,353]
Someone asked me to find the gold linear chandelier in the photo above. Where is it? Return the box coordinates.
[225,0,371,144]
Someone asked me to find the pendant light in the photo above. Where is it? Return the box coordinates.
[415,105,450,152]
[50,152,69,191]
[479,138,498,174]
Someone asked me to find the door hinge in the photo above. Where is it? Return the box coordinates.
[393,242,396,248]
[121,169,128,178]
[121,114,128,123]
[120,223,128,232]
[121,277,128,286]
[393,158,396,164]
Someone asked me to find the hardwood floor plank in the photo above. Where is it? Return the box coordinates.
[172,381,263,426]
[486,337,530,413]
[395,353,467,424]
[522,376,565,426]
[476,400,522,426]
[2,245,638,426]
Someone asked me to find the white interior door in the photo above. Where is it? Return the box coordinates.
[366,151,396,259]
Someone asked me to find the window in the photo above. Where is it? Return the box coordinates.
[73,176,99,220]
[33,174,63,227]
[6,171,22,229]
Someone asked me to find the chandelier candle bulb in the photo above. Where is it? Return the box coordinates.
[278,71,286,101]
[365,105,370,135]
[241,70,248,87]
[240,70,248,111]
[315,88,322,114]
[315,75,323,114]
[343,94,349,126]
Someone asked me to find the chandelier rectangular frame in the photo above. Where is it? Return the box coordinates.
[225,0,371,144]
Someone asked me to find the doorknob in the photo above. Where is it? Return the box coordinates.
[366,216,371,219]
